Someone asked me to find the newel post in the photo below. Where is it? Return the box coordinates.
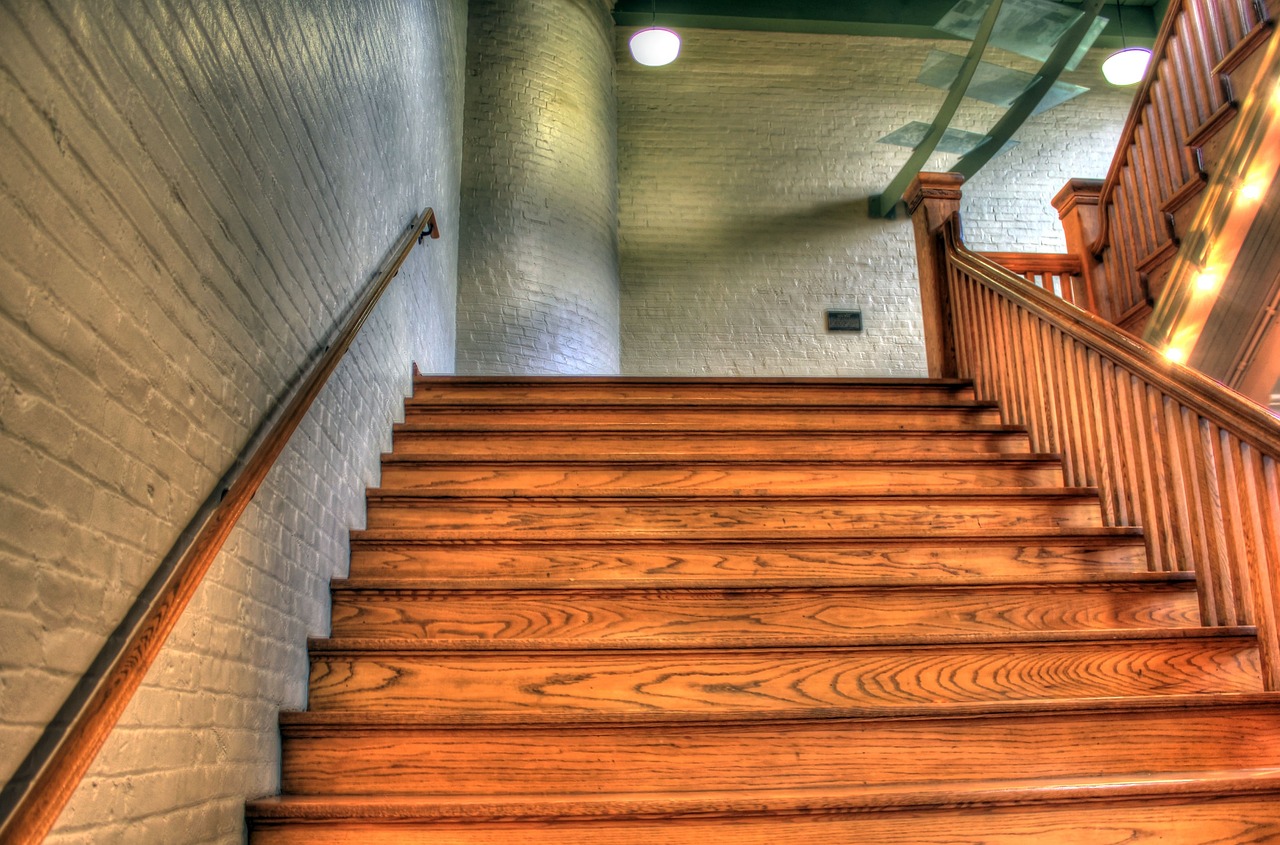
[905,172,963,379]
[1051,178,1105,315]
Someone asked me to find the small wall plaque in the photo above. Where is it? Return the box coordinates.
[826,310,863,332]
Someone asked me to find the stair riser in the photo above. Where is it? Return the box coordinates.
[280,706,1280,796]
[362,498,1105,535]
[400,407,1003,431]
[346,540,1152,584]
[376,463,1065,495]
[329,586,1201,640]
[410,382,977,405]
[251,796,1280,845]
[306,639,1260,713]
[389,432,1034,460]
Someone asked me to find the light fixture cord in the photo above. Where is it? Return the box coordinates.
[1117,2,1127,48]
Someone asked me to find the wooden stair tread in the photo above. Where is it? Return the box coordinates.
[380,454,1065,466]
[279,691,1280,729]
[397,407,1006,432]
[327,580,1201,639]
[308,626,1253,653]
[390,429,1037,459]
[346,530,1153,584]
[377,458,1067,493]
[414,376,978,385]
[251,767,1280,822]
[277,699,1280,798]
[331,574,1196,591]
[305,632,1261,712]
[366,487,1100,499]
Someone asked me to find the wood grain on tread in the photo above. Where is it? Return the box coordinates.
[305,635,1261,713]
[361,492,1105,535]
[346,534,1152,584]
[328,583,1200,640]
[399,405,1003,431]
[389,429,1034,459]
[278,702,1280,796]
[375,459,1066,494]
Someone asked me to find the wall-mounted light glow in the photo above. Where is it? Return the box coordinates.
[1102,47,1152,85]
[630,27,680,66]
[1194,270,1221,293]
[1164,346,1188,364]
[1239,180,1266,203]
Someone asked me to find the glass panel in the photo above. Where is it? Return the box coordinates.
[877,121,1018,157]
[917,50,1089,114]
[934,0,1095,63]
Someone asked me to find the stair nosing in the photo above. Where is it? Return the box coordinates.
[306,625,1256,654]
[348,526,1149,545]
[413,376,977,386]
[379,454,1066,466]
[276,692,1280,732]
[329,573,1199,594]
[362,487,1103,503]
[392,424,1032,435]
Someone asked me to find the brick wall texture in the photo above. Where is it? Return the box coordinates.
[616,28,1134,376]
[455,0,622,375]
[0,0,466,841]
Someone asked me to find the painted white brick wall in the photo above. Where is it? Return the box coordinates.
[616,29,1132,376]
[455,0,622,375]
[0,0,465,841]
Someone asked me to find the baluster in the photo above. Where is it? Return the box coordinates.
[1089,353,1132,526]
[1028,315,1060,457]
[1192,415,1238,624]
[1160,397,1199,575]
[1040,324,1073,482]
[1072,341,1111,512]
[1145,385,1186,570]
[1217,430,1256,624]
[1122,373,1168,571]
[1255,454,1280,687]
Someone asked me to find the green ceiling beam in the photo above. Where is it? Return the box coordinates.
[613,0,967,39]
[951,0,1107,178]
[869,0,1007,218]
[612,1,1156,45]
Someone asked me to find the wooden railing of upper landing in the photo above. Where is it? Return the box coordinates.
[908,173,1280,690]
[1027,0,1274,334]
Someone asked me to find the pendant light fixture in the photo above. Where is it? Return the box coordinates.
[629,0,680,66]
[1102,3,1151,85]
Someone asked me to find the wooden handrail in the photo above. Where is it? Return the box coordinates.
[0,208,440,844]
[919,203,1280,692]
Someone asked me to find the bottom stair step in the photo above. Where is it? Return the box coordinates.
[278,696,1280,796]
[248,768,1280,844]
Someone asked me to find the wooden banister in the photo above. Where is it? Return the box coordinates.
[1069,0,1271,332]
[0,208,440,845]
[909,178,1280,691]
[979,252,1085,306]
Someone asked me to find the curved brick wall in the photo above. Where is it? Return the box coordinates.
[456,0,621,374]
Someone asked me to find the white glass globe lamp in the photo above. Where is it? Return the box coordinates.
[1102,47,1151,85]
[630,27,680,66]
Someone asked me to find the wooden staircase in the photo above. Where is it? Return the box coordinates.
[247,377,1280,844]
